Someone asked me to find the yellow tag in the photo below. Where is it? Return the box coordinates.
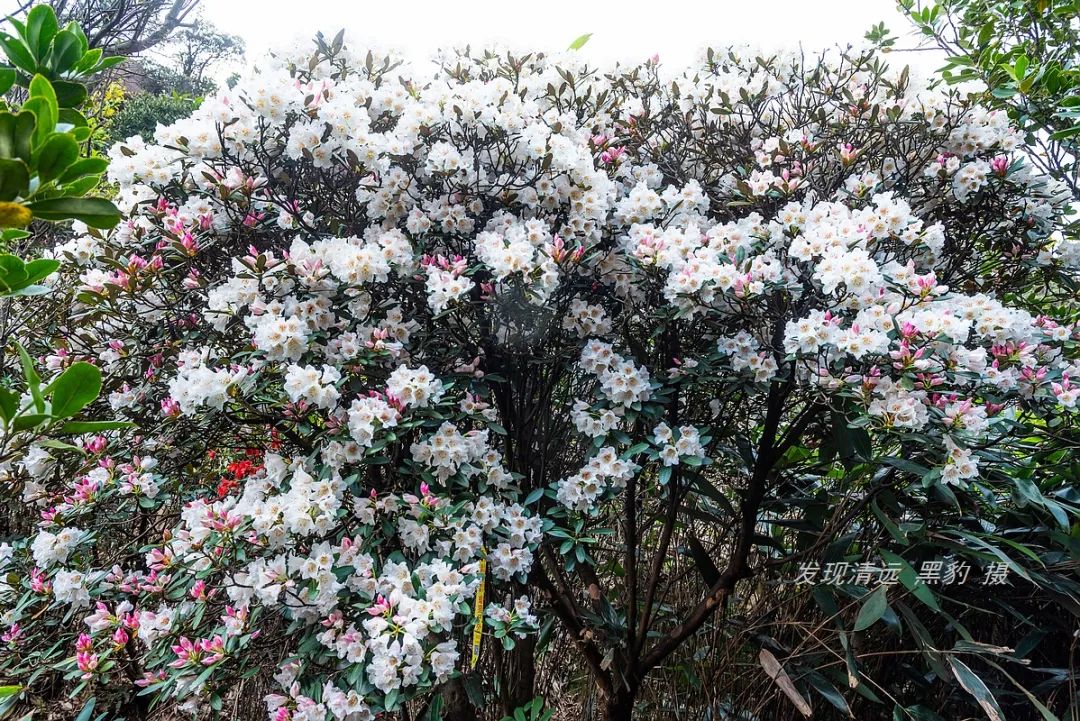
[470,555,487,668]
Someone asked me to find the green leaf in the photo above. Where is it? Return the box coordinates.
[853,586,888,631]
[0,158,29,201]
[48,30,84,75]
[1014,54,1029,81]
[0,33,37,74]
[25,197,120,228]
[25,5,59,61]
[92,55,125,73]
[806,672,853,718]
[58,420,137,434]
[16,341,40,386]
[0,254,28,291]
[58,157,107,184]
[0,685,19,699]
[22,97,56,148]
[686,535,721,586]
[28,74,58,110]
[23,258,59,284]
[0,387,17,422]
[73,696,96,721]
[0,68,14,95]
[422,695,443,721]
[0,111,36,163]
[72,48,102,74]
[879,549,940,611]
[51,80,88,109]
[568,33,593,51]
[34,133,80,184]
[56,174,98,197]
[978,657,1060,721]
[870,499,908,545]
[58,107,89,129]
[37,438,84,453]
[45,361,101,418]
[12,413,49,431]
[948,657,1005,721]
[8,283,51,296]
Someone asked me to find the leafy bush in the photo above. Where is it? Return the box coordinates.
[900,0,1080,201]
[106,91,200,144]
[1,25,1078,721]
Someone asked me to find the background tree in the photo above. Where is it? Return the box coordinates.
[898,0,1080,205]
[5,0,201,57]
[146,17,242,95]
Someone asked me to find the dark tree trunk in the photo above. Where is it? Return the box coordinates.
[435,676,478,721]
[498,634,537,714]
[600,685,637,721]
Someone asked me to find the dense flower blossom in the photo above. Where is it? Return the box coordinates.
[1,34,1077,721]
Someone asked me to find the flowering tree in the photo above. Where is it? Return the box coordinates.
[3,26,1079,721]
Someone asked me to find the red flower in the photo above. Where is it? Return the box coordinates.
[216,477,239,498]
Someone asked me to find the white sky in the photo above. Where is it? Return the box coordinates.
[198,0,940,74]
[0,0,942,76]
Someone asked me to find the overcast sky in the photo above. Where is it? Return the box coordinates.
[0,0,941,76]
[197,0,939,73]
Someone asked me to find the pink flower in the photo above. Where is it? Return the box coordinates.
[76,651,99,678]
[135,670,167,688]
[838,143,859,165]
[991,155,1009,177]
[83,436,107,454]
[161,397,182,417]
[191,579,210,602]
[2,623,23,645]
[366,595,392,617]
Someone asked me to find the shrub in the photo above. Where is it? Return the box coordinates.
[2,30,1079,721]
[105,91,201,144]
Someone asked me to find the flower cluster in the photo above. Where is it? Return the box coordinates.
[1,34,1076,721]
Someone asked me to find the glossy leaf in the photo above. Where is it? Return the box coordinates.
[25,197,121,228]
[45,362,102,418]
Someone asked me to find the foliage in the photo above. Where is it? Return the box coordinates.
[0,4,124,102]
[501,697,554,721]
[0,4,122,230]
[149,17,243,95]
[85,79,126,154]
[105,90,199,144]
[0,24,1078,721]
[899,0,1080,200]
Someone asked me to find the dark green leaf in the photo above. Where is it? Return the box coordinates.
[25,5,59,61]
[0,33,37,73]
[25,197,120,228]
[34,133,79,184]
[0,68,14,95]
[0,158,29,200]
[853,586,888,631]
[948,657,1005,721]
[0,111,36,163]
[45,361,101,418]
[51,80,88,108]
[23,258,59,284]
[12,413,49,431]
